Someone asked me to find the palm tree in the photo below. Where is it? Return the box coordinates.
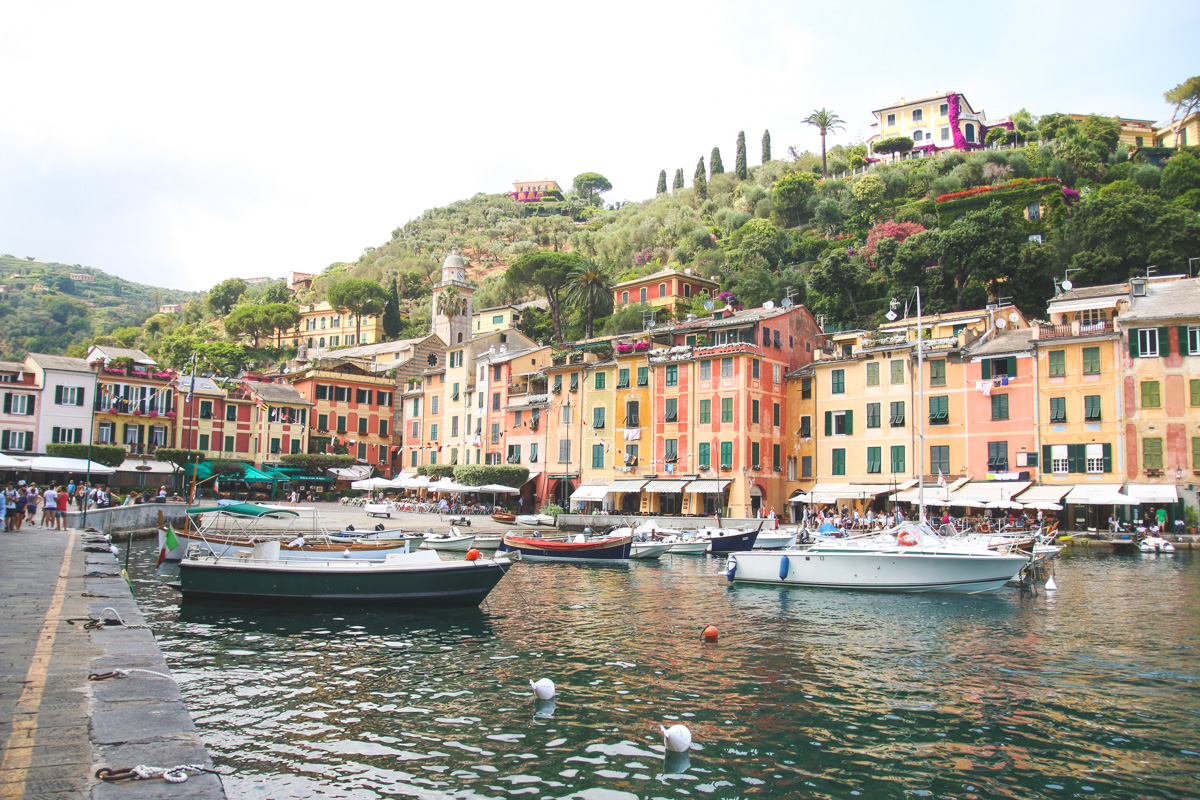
[566,262,615,339]
[804,108,846,177]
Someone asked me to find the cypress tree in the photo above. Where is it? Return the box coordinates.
[673,168,684,191]
[656,170,667,195]
[735,131,748,179]
[693,157,708,200]
[381,277,403,339]
[762,129,771,164]
[710,147,724,176]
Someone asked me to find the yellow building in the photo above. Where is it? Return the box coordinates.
[473,305,523,336]
[1153,112,1200,149]
[295,301,385,350]
[612,268,719,315]
[575,352,619,510]
[868,91,1007,156]
[543,351,591,507]
[1069,114,1158,150]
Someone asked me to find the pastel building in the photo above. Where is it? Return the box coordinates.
[26,354,96,452]
[868,91,1011,158]
[612,268,719,314]
[507,180,564,203]
[295,301,385,350]
[86,346,176,457]
[0,359,39,454]
[283,358,395,473]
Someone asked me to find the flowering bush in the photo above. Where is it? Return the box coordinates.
[1062,187,1081,200]
[148,410,159,417]
[633,342,650,352]
[133,409,143,416]
[131,371,149,378]
[936,177,1060,203]
[152,371,174,380]
[861,220,926,267]
[103,368,123,375]
[615,344,633,354]
[165,411,177,418]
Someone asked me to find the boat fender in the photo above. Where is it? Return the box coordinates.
[702,624,718,640]
[530,678,555,700]
[374,524,385,532]
[661,724,692,753]
[898,531,920,547]
[725,556,738,582]
[466,548,481,561]
[778,555,790,580]
[347,525,355,532]
[1045,575,1058,592]
[343,549,351,558]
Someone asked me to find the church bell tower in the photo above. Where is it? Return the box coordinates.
[432,248,474,345]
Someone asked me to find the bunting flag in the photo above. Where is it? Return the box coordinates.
[937,470,946,487]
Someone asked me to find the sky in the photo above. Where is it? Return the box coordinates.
[1,1,1197,292]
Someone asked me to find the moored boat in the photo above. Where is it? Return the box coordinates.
[630,542,672,560]
[491,512,517,524]
[1138,536,1176,553]
[419,528,477,552]
[515,513,556,526]
[696,526,760,553]
[498,532,633,562]
[752,530,798,550]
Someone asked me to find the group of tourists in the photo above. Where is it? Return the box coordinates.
[2,481,68,531]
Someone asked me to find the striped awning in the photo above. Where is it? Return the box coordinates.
[642,480,691,493]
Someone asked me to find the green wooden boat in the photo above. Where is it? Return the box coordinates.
[178,544,510,607]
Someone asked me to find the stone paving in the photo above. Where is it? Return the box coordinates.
[0,527,224,800]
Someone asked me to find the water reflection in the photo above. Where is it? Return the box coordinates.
[129,546,1200,800]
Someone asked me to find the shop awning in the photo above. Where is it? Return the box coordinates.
[397,471,418,481]
[809,483,891,503]
[607,479,647,493]
[948,480,1031,504]
[687,479,732,493]
[642,480,691,493]
[892,486,952,504]
[807,483,850,503]
[570,485,610,502]
[1064,483,1131,505]
[523,471,541,484]
[21,456,115,475]
[1125,484,1179,503]
[1015,484,1072,503]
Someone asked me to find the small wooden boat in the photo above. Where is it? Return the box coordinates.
[752,531,798,550]
[419,528,477,552]
[630,542,672,560]
[176,540,510,607]
[516,513,556,526]
[498,532,633,562]
[491,512,517,524]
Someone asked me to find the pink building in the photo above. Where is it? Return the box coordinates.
[964,329,1040,484]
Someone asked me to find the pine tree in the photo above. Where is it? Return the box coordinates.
[762,129,771,164]
[382,277,403,339]
[693,157,708,200]
[673,168,684,191]
[656,170,667,195]
[710,147,724,177]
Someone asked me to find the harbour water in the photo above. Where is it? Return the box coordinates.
[130,543,1200,799]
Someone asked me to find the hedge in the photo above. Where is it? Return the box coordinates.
[45,443,127,468]
[279,453,355,472]
[453,465,530,487]
[417,464,456,478]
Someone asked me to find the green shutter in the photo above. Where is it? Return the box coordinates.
[0,431,8,450]
[54,386,63,404]
[981,359,991,379]
[2,394,9,414]
[27,396,34,417]
[1159,326,1171,356]
[1179,326,1189,355]
[844,410,853,436]
[1102,443,1112,473]
[1066,444,1079,473]
[1007,356,1018,377]
[824,411,832,437]
[1128,329,1139,358]
[1042,444,1051,471]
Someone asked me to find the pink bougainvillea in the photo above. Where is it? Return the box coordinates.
[861,220,926,268]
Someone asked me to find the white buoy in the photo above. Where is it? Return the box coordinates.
[343,549,351,558]
[1045,575,1058,592]
[530,678,555,700]
[661,724,692,753]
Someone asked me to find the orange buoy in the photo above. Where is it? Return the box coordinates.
[466,549,481,561]
[702,624,719,641]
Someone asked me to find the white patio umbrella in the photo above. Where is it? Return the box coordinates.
[1086,491,1140,506]
[1023,501,1063,511]
[351,477,394,491]
[477,484,520,493]
[951,498,989,508]
[985,499,1024,510]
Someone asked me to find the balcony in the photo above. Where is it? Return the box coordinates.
[1034,320,1114,339]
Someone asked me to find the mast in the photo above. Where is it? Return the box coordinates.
[916,288,925,526]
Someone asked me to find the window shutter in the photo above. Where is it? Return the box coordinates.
[1158,326,1171,356]
[1102,443,1112,473]
[1067,444,1079,473]
[981,360,991,380]
[1,431,8,450]
[27,396,34,417]
[824,411,832,437]
[845,410,853,436]
[1179,326,1190,355]
[54,386,63,404]
[2,394,9,414]
[24,434,32,452]
[1042,444,1051,471]
[52,427,60,444]
[75,428,82,442]
[1128,330,1139,358]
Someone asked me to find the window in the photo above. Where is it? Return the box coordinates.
[124,424,140,445]
[569,373,579,392]
[1194,436,1200,469]
[866,402,881,428]
[751,399,759,424]
[800,415,811,438]
[890,445,905,474]
[886,113,896,126]
[451,415,460,437]
[618,369,630,388]
[562,404,570,424]
[774,330,782,349]
[316,384,330,400]
[939,102,949,116]
[1141,381,1161,408]
[699,399,711,424]
[1051,444,1070,474]
[664,398,677,423]
[1187,326,1200,355]
[890,401,905,427]
[1085,443,1106,474]
[625,444,638,467]
[831,369,845,394]
[334,386,349,402]
[1082,347,1101,374]
[637,367,648,387]
[752,359,760,380]
[1143,437,1163,470]
[626,400,640,426]
[357,417,367,435]
[1134,328,1160,358]
[698,442,710,471]
[721,358,733,378]
[930,445,950,476]
[912,109,923,122]
[622,291,629,305]
[411,398,420,417]
[640,287,647,303]
[5,394,31,415]
[1050,397,1066,423]
[828,410,852,435]
[987,441,1008,470]
[802,455,813,478]
[1192,379,1200,407]
[1048,350,1066,377]
[409,419,418,439]
[866,446,881,474]
[866,362,880,386]
[684,284,692,298]
[429,422,438,441]
[700,360,711,380]
[929,395,949,425]
[721,397,734,423]
[530,443,538,463]
[659,283,667,298]
[595,372,606,390]
[981,357,1017,379]
[354,388,368,404]
[928,360,946,387]
[831,448,846,476]
[665,438,678,464]
[991,393,1009,420]
[773,443,781,471]
[720,441,733,469]
[773,403,780,427]
[199,400,213,419]
[554,375,562,393]
[940,126,951,141]
[1027,202,1041,221]
[380,419,389,437]
[773,364,780,384]
[965,123,976,143]
[750,441,760,469]
[411,450,418,467]
[97,422,114,444]
[196,433,209,451]
[559,439,571,463]
[492,393,500,411]
[593,407,605,428]
[270,437,281,455]
[890,360,905,384]
[801,378,811,400]
[591,444,604,468]
[226,404,237,422]
[1085,395,1102,421]
[666,365,678,386]
[356,442,366,461]
[431,396,439,414]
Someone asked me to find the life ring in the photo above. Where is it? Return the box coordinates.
[978,523,991,533]
[898,530,920,547]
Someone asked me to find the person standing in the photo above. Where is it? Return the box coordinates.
[25,485,38,528]
[55,485,68,531]
[41,485,57,528]
[1156,507,1168,530]
[13,489,26,530]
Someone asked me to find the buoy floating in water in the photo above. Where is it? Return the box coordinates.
[661,723,692,753]
[466,548,481,561]
[530,678,555,700]
[1045,575,1058,592]
[702,624,719,641]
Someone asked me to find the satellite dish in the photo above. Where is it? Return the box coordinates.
[781,298,794,309]
[885,310,899,322]
[996,317,1008,329]
[1008,312,1019,323]
[1061,279,1074,291]
[704,300,714,311]
[763,300,775,310]
[647,320,657,329]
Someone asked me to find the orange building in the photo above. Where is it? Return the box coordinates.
[612,268,719,314]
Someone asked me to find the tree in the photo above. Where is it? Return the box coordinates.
[656,170,667,195]
[206,277,248,316]
[1037,112,1075,142]
[1161,152,1200,199]
[693,157,708,201]
[710,147,724,176]
[813,198,844,235]
[196,341,249,375]
[453,464,530,487]
[506,250,585,343]
[565,261,615,339]
[45,443,126,468]
[728,219,783,267]
[672,168,684,191]
[223,304,270,347]
[1077,115,1121,153]
[762,129,771,163]
[939,201,1026,310]
[381,277,403,339]
[154,448,206,481]
[1062,191,1200,284]
[860,220,926,269]
[804,108,846,176]
[264,303,300,347]
[572,173,612,205]
[772,170,818,226]
[850,174,886,223]
[872,136,914,162]
[806,250,869,323]
[279,453,355,473]
[326,278,388,346]
[735,131,748,180]
[257,282,290,304]
[1164,76,1200,144]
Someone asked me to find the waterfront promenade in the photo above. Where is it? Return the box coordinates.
[0,528,224,800]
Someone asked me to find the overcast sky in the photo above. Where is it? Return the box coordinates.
[2,1,1196,292]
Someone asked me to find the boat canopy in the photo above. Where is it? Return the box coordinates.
[185,503,301,517]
